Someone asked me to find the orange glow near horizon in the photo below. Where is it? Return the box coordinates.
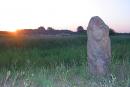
[9,29,17,32]
[5,29,19,33]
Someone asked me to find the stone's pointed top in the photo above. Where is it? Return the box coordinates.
[89,16,105,26]
[91,16,103,22]
[91,16,101,19]
[88,16,109,31]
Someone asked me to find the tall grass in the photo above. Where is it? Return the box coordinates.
[0,35,87,68]
[0,35,130,87]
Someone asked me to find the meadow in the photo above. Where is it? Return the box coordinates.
[0,34,130,87]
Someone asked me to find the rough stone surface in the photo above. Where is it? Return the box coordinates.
[87,16,111,76]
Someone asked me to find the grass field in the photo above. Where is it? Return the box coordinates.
[0,34,130,87]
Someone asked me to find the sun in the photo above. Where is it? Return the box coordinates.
[8,28,18,32]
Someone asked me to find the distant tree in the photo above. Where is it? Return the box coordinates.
[38,26,45,31]
[109,28,116,35]
[77,26,86,35]
[77,26,84,32]
[47,27,55,31]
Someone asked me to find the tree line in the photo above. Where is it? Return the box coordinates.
[0,26,128,36]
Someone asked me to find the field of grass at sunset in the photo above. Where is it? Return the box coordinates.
[0,34,130,87]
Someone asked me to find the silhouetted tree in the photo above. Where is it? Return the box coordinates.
[109,28,116,35]
[77,26,84,32]
[38,26,45,31]
[76,26,86,35]
[47,27,55,31]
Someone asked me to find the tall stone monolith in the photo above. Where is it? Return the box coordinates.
[87,16,111,76]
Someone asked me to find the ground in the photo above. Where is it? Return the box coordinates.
[0,34,130,87]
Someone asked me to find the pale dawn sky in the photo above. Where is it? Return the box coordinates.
[0,0,130,32]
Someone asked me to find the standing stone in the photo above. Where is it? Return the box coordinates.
[87,16,111,76]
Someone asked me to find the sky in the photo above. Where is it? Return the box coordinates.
[0,0,130,33]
